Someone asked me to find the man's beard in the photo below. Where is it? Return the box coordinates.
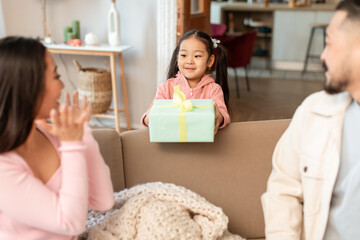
[323,61,349,94]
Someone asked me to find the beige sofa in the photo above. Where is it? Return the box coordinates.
[92,119,290,240]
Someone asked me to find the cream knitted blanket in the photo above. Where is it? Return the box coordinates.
[85,182,245,240]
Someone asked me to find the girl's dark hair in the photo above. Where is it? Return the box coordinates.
[167,30,229,108]
[0,36,46,153]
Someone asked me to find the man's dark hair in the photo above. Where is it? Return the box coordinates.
[0,36,46,153]
[337,0,360,20]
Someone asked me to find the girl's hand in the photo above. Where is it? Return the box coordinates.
[36,92,91,141]
[144,115,149,127]
[144,103,153,127]
[214,103,224,135]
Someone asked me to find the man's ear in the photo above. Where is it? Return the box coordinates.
[207,54,215,68]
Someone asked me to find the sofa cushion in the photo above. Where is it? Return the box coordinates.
[92,128,125,192]
[119,120,290,239]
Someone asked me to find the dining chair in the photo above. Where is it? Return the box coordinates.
[221,30,257,98]
[211,23,227,37]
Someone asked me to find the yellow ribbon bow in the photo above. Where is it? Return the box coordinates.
[173,85,193,111]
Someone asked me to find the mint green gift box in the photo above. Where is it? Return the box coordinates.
[149,99,215,142]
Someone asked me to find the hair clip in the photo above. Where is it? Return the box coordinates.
[212,38,220,48]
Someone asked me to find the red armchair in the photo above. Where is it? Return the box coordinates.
[211,23,227,37]
[221,30,257,97]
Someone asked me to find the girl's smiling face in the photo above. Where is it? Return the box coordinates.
[177,36,214,87]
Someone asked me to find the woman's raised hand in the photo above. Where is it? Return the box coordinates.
[37,91,91,141]
[66,91,91,123]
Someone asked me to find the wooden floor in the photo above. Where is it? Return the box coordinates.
[228,74,324,122]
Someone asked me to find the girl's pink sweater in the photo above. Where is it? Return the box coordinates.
[0,123,114,240]
[142,72,230,128]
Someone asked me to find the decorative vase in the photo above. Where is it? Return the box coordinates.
[108,0,121,47]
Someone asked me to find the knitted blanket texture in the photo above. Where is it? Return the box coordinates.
[85,182,245,240]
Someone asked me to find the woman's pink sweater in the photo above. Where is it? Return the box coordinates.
[142,72,230,128]
[0,123,114,240]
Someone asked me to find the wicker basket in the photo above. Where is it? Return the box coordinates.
[74,60,112,114]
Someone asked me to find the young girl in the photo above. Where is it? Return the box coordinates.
[0,37,114,239]
[142,30,230,134]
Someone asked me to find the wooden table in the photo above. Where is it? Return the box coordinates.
[46,44,131,133]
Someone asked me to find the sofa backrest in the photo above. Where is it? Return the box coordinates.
[116,119,290,239]
[92,128,125,192]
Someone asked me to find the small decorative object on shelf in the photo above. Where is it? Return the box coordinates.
[74,60,112,115]
[84,32,100,46]
[72,20,80,39]
[108,0,121,46]
[41,0,50,39]
[258,27,272,34]
[40,0,54,44]
[264,0,269,7]
[288,0,295,8]
[66,32,75,41]
[63,26,72,43]
[63,20,81,44]
[44,36,53,44]
[228,13,234,34]
[295,0,312,7]
[67,39,82,47]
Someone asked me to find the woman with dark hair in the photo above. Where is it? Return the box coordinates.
[0,36,114,239]
[141,29,230,134]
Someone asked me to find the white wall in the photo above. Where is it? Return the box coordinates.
[2,0,158,129]
[0,0,5,38]
[273,10,333,62]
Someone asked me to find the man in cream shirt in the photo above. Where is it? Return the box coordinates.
[262,0,360,239]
